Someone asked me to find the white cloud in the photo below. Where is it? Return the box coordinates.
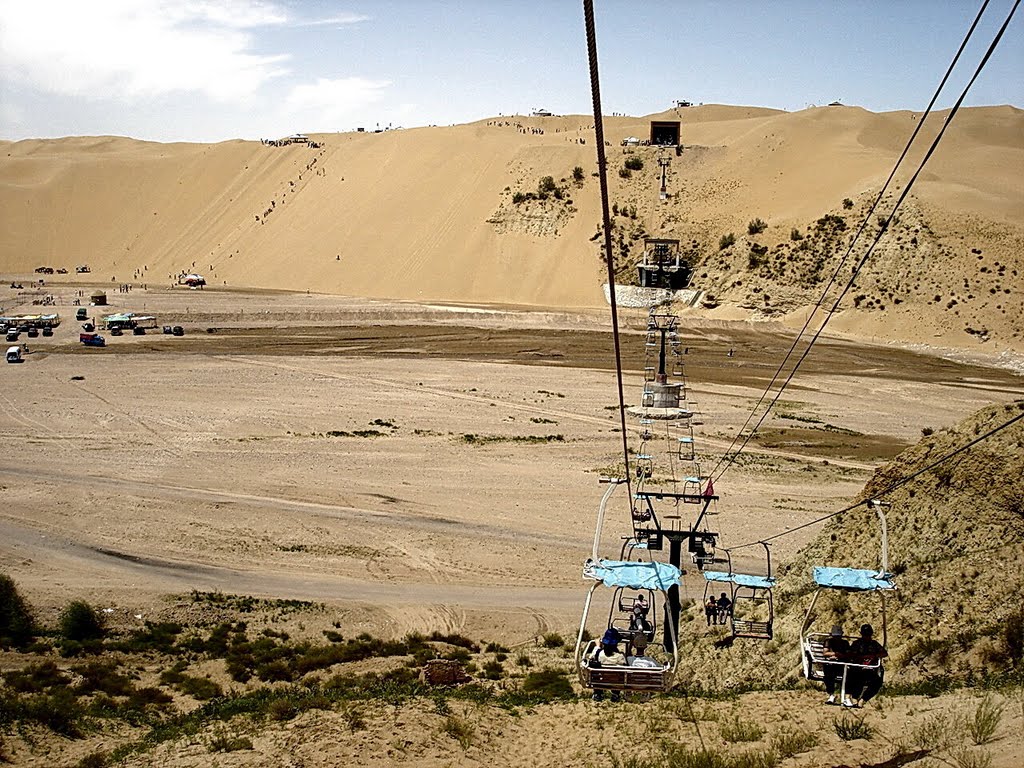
[0,0,291,102]
[284,77,391,130]
[295,13,370,27]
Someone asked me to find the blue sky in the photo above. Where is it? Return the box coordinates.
[1,0,1021,143]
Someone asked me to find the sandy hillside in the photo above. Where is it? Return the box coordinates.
[1,104,1021,351]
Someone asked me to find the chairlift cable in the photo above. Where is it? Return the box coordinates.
[725,405,1024,551]
[707,0,998,481]
[584,0,632,502]
[712,0,1019,482]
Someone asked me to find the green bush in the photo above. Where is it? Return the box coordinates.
[833,712,873,741]
[0,573,36,648]
[968,694,1004,745]
[842,197,854,209]
[60,600,105,642]
[747,218,767,235]
[572,166,585,182]
[541,632,565,649]
[521,668,573,700]
[790,228,803,241]
[719,714,765,742]
[538,176,558,195]
[719,233,736,250]
[512,191,527,204]
[618,167,632,178]
[624,156,644,171]
[178,675,223,701]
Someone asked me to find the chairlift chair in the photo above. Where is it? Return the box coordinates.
[576,480,680,694]
[799,501,896,697]
[576,559,680,694]
[702,545,776,640]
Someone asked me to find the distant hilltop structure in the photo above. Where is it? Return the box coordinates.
[531,108,554,117]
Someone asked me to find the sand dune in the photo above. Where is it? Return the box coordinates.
[2,104,1021,346]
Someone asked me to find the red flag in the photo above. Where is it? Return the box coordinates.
[704,477,715,497]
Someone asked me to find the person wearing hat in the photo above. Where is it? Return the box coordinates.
[822,624,852,705]
[847,623,888,707]
[593,628,627,666]
[590,628,626,701]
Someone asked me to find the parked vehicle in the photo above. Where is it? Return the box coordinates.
[162,325,172,334]
[110,327,123,336]
[76,308,88,321]
[42,327,54,337]
[79,333,105,347]
[172,326,185,336]
[82,322,95,332]
[6,331,18,342]
[6,346,22,363]
[26,327,39,338]
[133,326,146,335]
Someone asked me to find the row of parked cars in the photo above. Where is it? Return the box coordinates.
[5,325,53,342]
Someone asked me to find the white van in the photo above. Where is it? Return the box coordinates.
[6,345,22,363]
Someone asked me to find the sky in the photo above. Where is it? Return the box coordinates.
[1,0,1021,143]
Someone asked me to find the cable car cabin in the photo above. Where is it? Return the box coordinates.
[576,559,681,694]
[800,567,895,697]
[703,571,775,640]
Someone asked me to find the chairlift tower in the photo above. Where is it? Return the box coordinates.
[658,156,670,200]
[623,309,720,652]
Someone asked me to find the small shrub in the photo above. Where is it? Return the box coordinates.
[0,574,36,648]
[59,600,105,642]
[340,701,367,731]
[572,166,585,182]
[719,714,765,743]
[207,725,252,753]
[967,694,1004,745]
[719,233,736,250]
[521,668,573,700]
[922,426,934,436]
[538,176,558,195]
[790,228,803,241]
[443,714,475,749]
[833,712,873,741]
[624,156,644,171]
[178,675,223,701]
[541,632,565,649]
[515,653,533,667]
[843,198,854,209]
[618,167,632,178]
[481,659,504,679]
[948,745,993,768]
[512,191,526,204]
[747,218,767,235]
[769,726,817,758]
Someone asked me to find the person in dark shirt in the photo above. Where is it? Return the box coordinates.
[716,592,732,625]
[822,624,851,705]
[705,595,717,626]
[847,623,888,706]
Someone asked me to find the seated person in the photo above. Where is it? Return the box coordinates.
[821,624,851,705]
[626,630,662,668]
[846,623,888,707]
[591,628,627,667]
[716,592,732,625]
[704,595,718,626]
